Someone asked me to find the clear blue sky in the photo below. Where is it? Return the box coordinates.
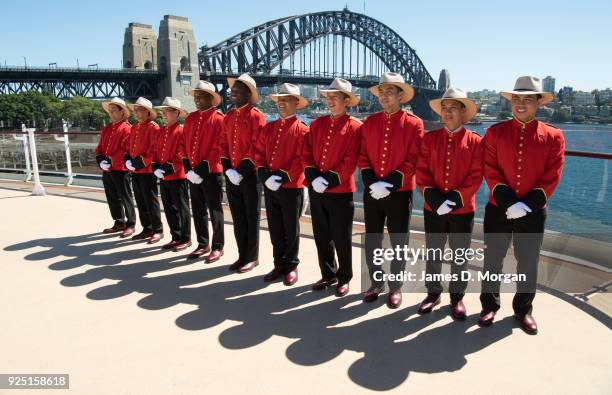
[0,0,609,92]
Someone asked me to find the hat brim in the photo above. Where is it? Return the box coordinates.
[320,89,360,107]
[154,105,188,119]
[227,78,260,104]
[189,88,222,107]
[269,94,309,110]
[500,91,554,106]
[369,82,415,103]
[429,97,478,124]
[129,104,158,120]
[102,101,130,119]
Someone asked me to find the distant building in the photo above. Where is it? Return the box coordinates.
[559,86,573,104]
[597,88,612,105]
[573,91,594,106]
[438,69,450,91]
[543,76,556,94]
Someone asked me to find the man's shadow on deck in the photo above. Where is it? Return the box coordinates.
[5,232,515,390]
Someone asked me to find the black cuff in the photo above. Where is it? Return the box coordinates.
[493,184,519,210]
[182,158,192,173]
[273,169,290,184]
[446,190,464,210]
[221,157,232,172]
[304,167,322,184]
[236,159,255,177]
[361,168,378,188]
[522,189,547,212]
[124,153,133,163]
[132,156,145,170]
[322,171,340,188]
[424,188,447,212]
[382,170,403,192]
[96,154,111,165]
[160,162,175,176]
[194,161,210,178]
[257,167,271,183]
[151,162,160,172]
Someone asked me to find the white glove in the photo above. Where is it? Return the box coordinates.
[225,169,243,186]
[125,160,136,171]
[506,201,532,219]
[154,168,165,179]
[311,176,329,193]
[436,199,457,215]
[186,170,203,184]
[99,160,111,171]
[369,181,393,200]
[265,175,283,191]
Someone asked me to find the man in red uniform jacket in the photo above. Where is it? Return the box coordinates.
[358,72,424,309]
[96,97,136,237]
[125,97,163,243]
[302,78,362,297]
[479,76,565,335]
[253,83,309,286]
[416,88,483,319]
[182,81,225,262]
[220,74,266,274]
[152,97,191,252]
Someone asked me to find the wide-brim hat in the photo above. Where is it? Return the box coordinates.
[369,72,415,103]
[189,80,222,107]
[500,76,554,106]
[269,83,309,110]
[320,77,360,107]
[429,87,478,124]
[154,96,188,118]
[129,97,157,120]
[227,73,259,104]
[101,97,130,119]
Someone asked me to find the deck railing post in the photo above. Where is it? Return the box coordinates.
[25,124,46,196]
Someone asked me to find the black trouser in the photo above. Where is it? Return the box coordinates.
[423,209,474,303]
[189,173,224,250]
[131,173,162,232]
[264,187,304,274]
[226,172,262,263]
[160,179,191,242]
[480,203,546,316]
[363,190,412,292]
[309,189,355,284]
[102,170,136,227]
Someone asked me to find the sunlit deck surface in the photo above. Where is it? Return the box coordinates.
[0,180,610,394]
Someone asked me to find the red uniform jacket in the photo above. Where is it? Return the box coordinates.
[220,104,266,177]
[302,113,362,193]
[125,119,160,174]
[358,110,424,192]
[253,115,309,189]
[483,118,565,211]
[416,127,483,214]
[152,122,186,181]
[182,107,225,177]
[95,120,131,171]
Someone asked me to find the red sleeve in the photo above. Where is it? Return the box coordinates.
[253,122,269,169]
[357,119,372,170]
[301,118,317,169]
[277,124,308,183]
[95,125,109,156]
[452,135,484,207]
[329,122,361,185]
[394,118,423,189]
[120,124,131,154]
[483,127,509,194]
[247,111,266,161]
[416,134,436,196]
[523,129,565,210]
[219,116,229,160]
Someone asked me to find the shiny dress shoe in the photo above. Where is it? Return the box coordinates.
[363,285,384,303]
[162,240,179,250]
[228,260,242,271]
[173,241,192,252]
[132,229,154,241]
[147,232,164,244]
[188,245,211,259]
[237,260,259,273]
[312,277,338,291]
[478,310,497,327]
[451,300,467,320]
[103,223,125,234]
[418,294,441,314]
[206,249,224,263]
[119,226,135,238]
[387,291,403,309]
[283,269,298,286]
[263,267,283,282]
[335,283,350,297]
[515,314,538,335]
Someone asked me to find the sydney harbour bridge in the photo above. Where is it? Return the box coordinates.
[0,10,445,119]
